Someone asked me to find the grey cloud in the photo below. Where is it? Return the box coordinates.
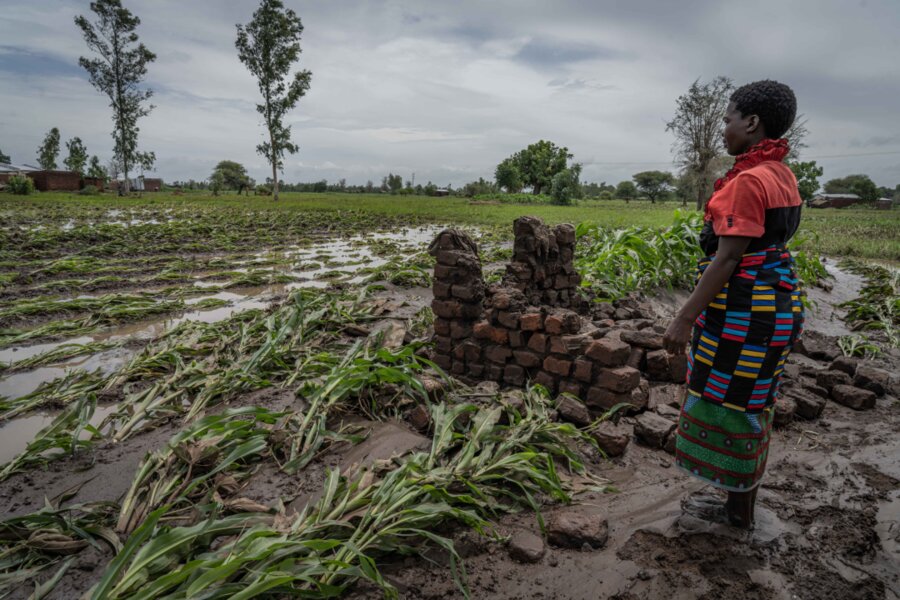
[514,39,628,69]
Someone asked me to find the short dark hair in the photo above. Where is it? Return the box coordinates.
[730,80,797,139]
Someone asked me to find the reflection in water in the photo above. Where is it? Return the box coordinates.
[0,226,446,462]
[0,403,117,465]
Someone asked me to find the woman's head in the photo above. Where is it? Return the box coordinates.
[723,80,797,155]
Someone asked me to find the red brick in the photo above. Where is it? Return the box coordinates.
[461,340,482,362]
[485,345,512,364]
[451,360,466,375]
[504,364,526,386]
[550,334,587,355]
[520,312,544,331]
[545,313,564,335]
[597,366,641,393]
[473,320,492,340]
[434,335,452,353]
[433,280,451,299]
[469,363,484,377]
[433,354,452,371]
[585,338,631,367]
[431,299,461,319]
[460,303,484,319]
[528,333,548,353]
[509,330,525,347]
[513,350,543,368]
[573,359,594,383]
[488,326,509,345]
[543,356,572,377]
[433,318,450,336]
[487,364,504,381]
[492,291,511,309]
[645,349,671,381]
[626,347,646,370]
[435,250,461,266]
[559,379,583,399]
[533,371,557,394]
[670,353,688,383]
[451,285,477,301]
[586,386,629,412]
[497,311,520,329]
[450,320,472,339]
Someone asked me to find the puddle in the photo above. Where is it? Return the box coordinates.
[0,403,117,465]
[0,348,132,400]
[803,260,866,338]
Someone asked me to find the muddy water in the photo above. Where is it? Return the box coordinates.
[0,227,446,464]
[0,403,117,465]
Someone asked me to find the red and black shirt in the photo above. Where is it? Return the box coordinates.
[700,161,803,256]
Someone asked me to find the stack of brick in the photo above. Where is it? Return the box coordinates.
[503,216,586,311]
[428,229,486,378]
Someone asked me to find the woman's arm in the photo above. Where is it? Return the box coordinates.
[663,235,753,355]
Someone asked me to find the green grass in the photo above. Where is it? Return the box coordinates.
[4,191,897,260]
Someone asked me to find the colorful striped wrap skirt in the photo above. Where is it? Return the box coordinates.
[675,245,804,491]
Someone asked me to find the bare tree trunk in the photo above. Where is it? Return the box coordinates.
[270,129,279,202]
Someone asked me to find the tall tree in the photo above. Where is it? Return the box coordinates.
[666,76,734,210]
[64,137,89,175]
[788,160,823,202]
[75,0,156,195]
[495,157,523,193]
[87,155,108,180]
[506,140,572,195]
[236,0,312,201]
[37,127,61,170]
[633,170,675,203]
[615,180,637,202]
[211,160,252,194]
[0,149,9,163]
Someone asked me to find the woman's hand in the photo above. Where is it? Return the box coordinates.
[664,314,694,355]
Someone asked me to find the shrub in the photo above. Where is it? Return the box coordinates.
[255,183,272,196]
[6,174,36,195]
[78,185,100,196]
[598,190,614,200]
[550,168,582,205]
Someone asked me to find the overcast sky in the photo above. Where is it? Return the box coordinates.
[1,0,899,188]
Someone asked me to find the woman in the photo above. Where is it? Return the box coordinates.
[663,79,804,529]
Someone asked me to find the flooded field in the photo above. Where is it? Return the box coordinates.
[0,197,897,600]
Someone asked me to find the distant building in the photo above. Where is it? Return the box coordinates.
[29,170,83,191]
[0,162,39,185]
[809,193,862,209]
[433,188,450,197]
[875,197,895,210]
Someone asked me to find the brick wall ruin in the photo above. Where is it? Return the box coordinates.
[427,216,688,426]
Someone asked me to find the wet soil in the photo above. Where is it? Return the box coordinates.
[1,250,898,599]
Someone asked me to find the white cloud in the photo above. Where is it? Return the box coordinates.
[0,0,898,187]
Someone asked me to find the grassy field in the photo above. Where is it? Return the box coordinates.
[7,191,898,261]
[0,190,897,597]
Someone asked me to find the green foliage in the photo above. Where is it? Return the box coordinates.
[75,0,156,191]
[86,155,107,180]
[500,140,573,195]
[632,170,675,203]
[666,76,734,209]
[495,157,523,192]
[212,160,251,194]
[789,160,823,202]
[0,148,9,163]
[824,174,879,203]
[787,231,829,289]
[550,164,583,206]
[79,184,101,196]
[838,260,899,347]
[838,334,881,358]
[461,177,498,198]
[208,170,225,196]
[576,210,703,300]
[236,0,312,200]
[5,174,35,195]
[616,180,637,201]
[37,127,60,170]
[64,136,89,175]
[381,173,403,193]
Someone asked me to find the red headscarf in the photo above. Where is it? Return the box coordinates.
[713,138,790,193]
